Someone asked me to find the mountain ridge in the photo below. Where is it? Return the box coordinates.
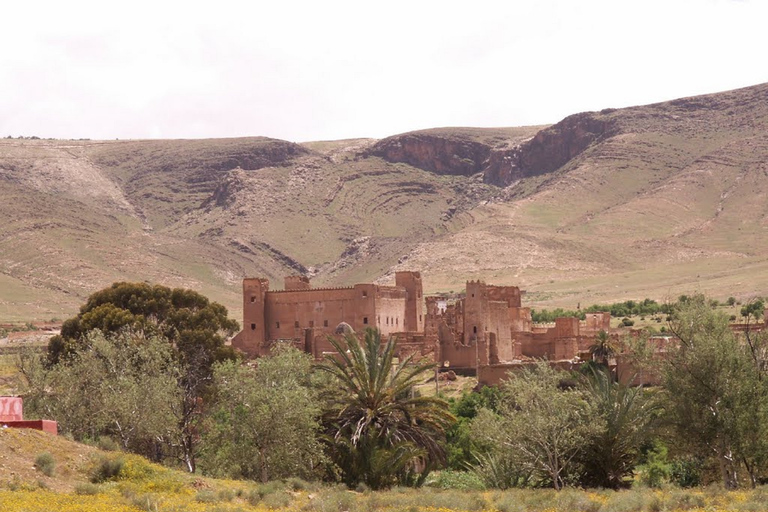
[1,82,767,321]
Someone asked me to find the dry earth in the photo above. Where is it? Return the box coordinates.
[1,83,767,321]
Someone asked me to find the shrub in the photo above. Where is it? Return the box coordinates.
[74,482,101,495]
[262,490,292,509]
[622,318,635,327]
[670,456,702,488]
[90,454,124,483]
[196,490,218,503]
[426,470,486,490]
[34,452,55,477]
[96,436,121,452]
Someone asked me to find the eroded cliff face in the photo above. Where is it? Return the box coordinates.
[368,133,492,176]
[367,113,614,187]
[484,113,615,186]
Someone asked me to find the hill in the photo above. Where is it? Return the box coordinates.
[1,83,767,321]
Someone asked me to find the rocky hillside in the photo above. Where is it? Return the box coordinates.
[1,83,767,321]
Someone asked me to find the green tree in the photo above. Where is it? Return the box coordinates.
[48,282,239,367]
[45,282,240,472]
[471,362,598,490]
[579,366,659,488]
[317,328,454,489]
[19,330,180,459]
[663,295,768,488]
[200,346,326,482]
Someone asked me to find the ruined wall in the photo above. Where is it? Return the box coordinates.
[510,307,533,332]
[584,312,611,331]
[395,271,424,332]
[284,275,311,290]
[486,285,522,308]
[487,300,515,362]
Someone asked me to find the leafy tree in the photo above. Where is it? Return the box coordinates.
[740,299,765,322]
[200,347,326,482]
[445,386,502,469]
[579,366,659,488]
[19,330,180,459]
[471,362,598,490]
[48,282,239,367]
[317,328,454,489]
[663,295,768,488]
[45,282,240,472]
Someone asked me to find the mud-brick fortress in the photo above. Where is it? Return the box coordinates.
[232,272,622,385]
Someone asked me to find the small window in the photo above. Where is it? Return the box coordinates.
[396,318,399,326]
[294,321,299,328]
[419,314,422,322]
[362,290,368,298]
[309,320,314,328]
[251,323,256,330]
[276,322,280,329]
[363,317,368,325]
[324,320,328,327]
[250,296,256,303]
[386,317,389,325]
[473,326,477,334]
[471,293,475,298]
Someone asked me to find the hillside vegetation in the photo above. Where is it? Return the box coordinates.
[2,83,768,321]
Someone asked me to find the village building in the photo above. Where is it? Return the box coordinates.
[232,272,622,385]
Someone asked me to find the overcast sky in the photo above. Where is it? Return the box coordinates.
[2,0,765,142]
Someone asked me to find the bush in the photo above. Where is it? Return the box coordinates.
[426,470,486,490]
[670,456,702,488]
[262,490,292,509]
[622,318,635,327]
[638,442,671,488]
[34,452,55,477]
[96,436,121,452]
[74,483,101,495]
[90,455,124,483]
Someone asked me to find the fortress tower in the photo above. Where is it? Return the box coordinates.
[395,271,424,333]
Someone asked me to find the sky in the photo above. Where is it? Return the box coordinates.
[2,0,766,142]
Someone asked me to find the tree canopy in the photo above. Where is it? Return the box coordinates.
[48,282,239,367]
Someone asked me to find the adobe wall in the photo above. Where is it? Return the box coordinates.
[478,360,579,386]
[284,275,311,290]
[486,285,522,308]
[265,285,375,341]
[396,271,425,333]
[0,396,58,435]
[0,396,23,421]
[375,285,408,336]
[510,307,533,332]
[487,300,516,362]
[584,312,611,331]
[233,278,270,356]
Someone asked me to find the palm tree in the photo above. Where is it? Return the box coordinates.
[589,329,617,367]
[580,365,659,488]
[316,328,454,489]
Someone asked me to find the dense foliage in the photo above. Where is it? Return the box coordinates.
[316,328,454,489]
[18,284,768,491]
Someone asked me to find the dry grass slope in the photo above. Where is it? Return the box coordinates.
[1,83,767,321]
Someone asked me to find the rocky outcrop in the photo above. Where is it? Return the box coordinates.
[367,115,614,187]
[368,133,492,176]
[484,113,615,186]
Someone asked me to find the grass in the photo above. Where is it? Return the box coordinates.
[3,429,768,512]
[5,483,768,512]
